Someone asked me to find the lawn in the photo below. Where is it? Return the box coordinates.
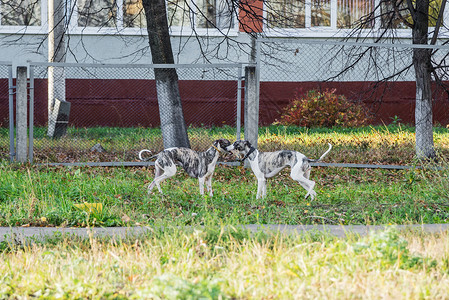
[2,124,449,164]
[1,124,449,227]
[1,124,449,299]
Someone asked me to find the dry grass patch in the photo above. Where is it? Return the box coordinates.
[1,227,449,299]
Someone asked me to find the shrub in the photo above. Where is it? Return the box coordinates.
[276,89,370,127]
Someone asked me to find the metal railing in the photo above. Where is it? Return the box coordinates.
[27,62,244,165]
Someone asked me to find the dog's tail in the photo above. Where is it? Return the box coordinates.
[138,149,157,162]
[308,143,332,162]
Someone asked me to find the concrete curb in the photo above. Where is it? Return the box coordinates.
[1,224,449,244]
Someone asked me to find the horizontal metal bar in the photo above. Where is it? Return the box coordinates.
[34,161,430,170]
[36,161,242,167]
[258,39,449,50]
[28,62,244,69]
[311,162,419,170]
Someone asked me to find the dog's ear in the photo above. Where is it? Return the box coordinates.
[214,139,230,149]
[244,140,252,148]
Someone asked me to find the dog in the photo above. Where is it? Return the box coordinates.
[226,140,332,200]
[138,139,231,196]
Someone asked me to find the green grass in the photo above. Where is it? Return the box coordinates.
[1,161,448,227]
[1,124,449,227]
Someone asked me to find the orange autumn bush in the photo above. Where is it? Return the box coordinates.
[276,89,370,127]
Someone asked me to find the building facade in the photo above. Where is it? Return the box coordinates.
[1,0,449,126]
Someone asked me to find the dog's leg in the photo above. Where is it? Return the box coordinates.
[304,166,312,180]
[295,176,316,200]
[301,165,315,198]
[148,163,176,194]
[154,165,163,193]
[261,179,267,198]
[205,174,213,196]
[198,176,206,195]
[256,178,266,199]
[303,181,317,200]
[290,168,317,200]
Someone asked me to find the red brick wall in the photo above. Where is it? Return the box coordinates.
[2,79,449,128]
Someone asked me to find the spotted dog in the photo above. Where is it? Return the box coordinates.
[138,139,231,196]
[226,140,332,200]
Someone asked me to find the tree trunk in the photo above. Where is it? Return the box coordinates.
[47,0,67,138]
[142,0,190,148]
[48,0,66,111]
[412,0,435,159]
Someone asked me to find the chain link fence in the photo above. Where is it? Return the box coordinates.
[8,41,449,165]
[254,39,449,156]
[257,39,449,127]
[0,63,12,162]
[29,63,243,164]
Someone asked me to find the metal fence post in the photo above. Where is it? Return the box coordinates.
[8,65,15,162]
[16,66,28,163]
[236,64,243,141]
[29,65,34,163]
[244,65,259,148]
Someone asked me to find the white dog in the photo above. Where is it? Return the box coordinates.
[226,140,332,200]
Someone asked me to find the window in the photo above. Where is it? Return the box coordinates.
[167,0,191,28]
[380,0,442,29]
[195,0,234,29]
[0,0,42,26]
[267,0,305,28]
[380,0,409,29]
[338,0,373,28]
[311,0,331,27]
[124,0,146,28]
[3,0,442,37]
[77,0,117,27]
[73,0,235,34]
[266,0,375,30]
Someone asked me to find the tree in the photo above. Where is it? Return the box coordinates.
[410,0,445,159]
[47,0,67,138]
[142,0,190,148]
[333,0,447,160]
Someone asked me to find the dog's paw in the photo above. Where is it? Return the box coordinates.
[305,190,317,200]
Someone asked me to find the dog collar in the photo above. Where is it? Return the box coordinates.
[212,145,222,153]
[240,146,256,162]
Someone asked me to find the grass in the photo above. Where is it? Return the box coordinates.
[1,124,449,298]
[1,158,449,227]
[1,124,449,227]
[1,227,449,299]
[2,124,449,164]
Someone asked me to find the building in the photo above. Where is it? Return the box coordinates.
[1,0,449,127]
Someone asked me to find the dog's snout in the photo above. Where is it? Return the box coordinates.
[225,144,234,152]
[215,139,231,153]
